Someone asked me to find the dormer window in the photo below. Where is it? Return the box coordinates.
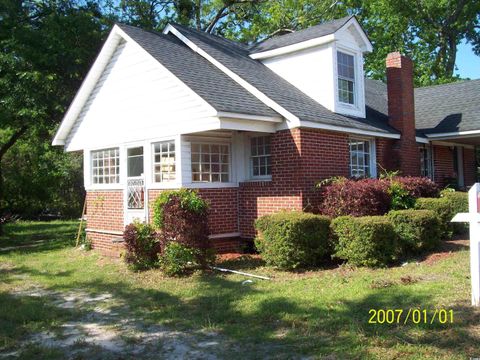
[337,51,355,105]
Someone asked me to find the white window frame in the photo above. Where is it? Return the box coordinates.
[419,145,433,179]
[249,135,272,180]
[191,142,231,183]
[152,140,176,183]
[91,147,120,185]
[348,137,376,178]
[337,50,356,106]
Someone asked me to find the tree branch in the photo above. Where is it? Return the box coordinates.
[0,126,28,161]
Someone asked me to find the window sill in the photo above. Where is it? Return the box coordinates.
[85,184,124,191]
[185,182,238,189]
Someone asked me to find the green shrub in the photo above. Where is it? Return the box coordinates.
[441,190,469,235]
[331,216,397,267]
[388,181,415,210]
[254,211,331,270]
[414,197,454,238]
[123,221,160,271]
[159,242,198,276]
[388,210,441,253]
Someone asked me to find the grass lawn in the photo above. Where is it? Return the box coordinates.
[0,221,479,359]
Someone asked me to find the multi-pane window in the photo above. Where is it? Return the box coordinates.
[191,143,230,182]
[153,141,176,182]
[251,136,272,177]
[337,51,355,105]
[420,145,433,178]
[349,138,371,178]
[91,148,120,184]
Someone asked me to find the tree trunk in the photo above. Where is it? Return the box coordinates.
[0,125,28,236]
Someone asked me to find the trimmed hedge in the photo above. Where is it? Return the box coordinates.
[414,197,454,238]
[388,210,441,253]
[441,191,468,235]
[331,216,397,267]
[255,211,331,270]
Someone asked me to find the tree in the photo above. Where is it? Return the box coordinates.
[118,0,265,33]
[0,0,110,232]
[236,0,480,86]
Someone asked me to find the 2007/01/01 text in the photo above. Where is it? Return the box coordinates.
[368,309,454,324]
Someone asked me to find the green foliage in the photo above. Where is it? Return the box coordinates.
[388,210,441,253]
[152,189,208,230]
[123,221,160,271]
[0,0,111,220]
[159,242,198,276]
[441,190,469,235]
[254,211,331,270]
[331,216,397,267]
[414,197,454,238]
[388,181,415,210]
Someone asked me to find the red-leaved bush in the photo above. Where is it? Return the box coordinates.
[319,178,391,217]
[389,176,440,198]
[123,222,160,270]
[159,195,210,252]
[318,176,440,218]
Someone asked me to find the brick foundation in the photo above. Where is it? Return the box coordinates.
[85,190,124,255]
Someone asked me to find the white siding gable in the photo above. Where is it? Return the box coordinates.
[65,39,217,152]
[260,20,370,119]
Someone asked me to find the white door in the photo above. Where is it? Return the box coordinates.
[125,146,146,224]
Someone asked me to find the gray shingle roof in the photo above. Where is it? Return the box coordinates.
[364,78,480,137]
[170,23,396,135]
[415,79,480,135]
[249,16,353,54]
[117,24,279,117]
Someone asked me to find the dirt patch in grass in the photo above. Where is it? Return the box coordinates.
[6,283,235,360]
[423,239,469,266]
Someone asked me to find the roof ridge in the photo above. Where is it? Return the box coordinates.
[415,78,480,91]
[249,15,354,52]
[168,22,250,50]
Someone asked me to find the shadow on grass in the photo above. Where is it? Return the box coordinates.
[1,223,479,358]
[0,221,79,255]
[4,260,480,359]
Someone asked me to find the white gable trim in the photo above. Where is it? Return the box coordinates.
[250,34,335,60]
[52,29,124,145]
[249,17,372,60]
[164,24,301,127]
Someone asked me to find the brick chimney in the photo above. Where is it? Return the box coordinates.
[386,52,420,176]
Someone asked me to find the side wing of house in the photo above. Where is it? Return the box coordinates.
[62,39,217,152]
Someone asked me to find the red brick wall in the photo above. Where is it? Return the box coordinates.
[148,188,238,236]
[85,190,124,255]
[299,128,349,212]
[238,129,304,237]
[86,190,124,232]
[197,188,238,234]
[464,148,477,186]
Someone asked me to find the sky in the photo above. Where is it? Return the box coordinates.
[455,40,480,79]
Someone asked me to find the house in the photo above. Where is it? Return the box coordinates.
[53,16,480,256]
